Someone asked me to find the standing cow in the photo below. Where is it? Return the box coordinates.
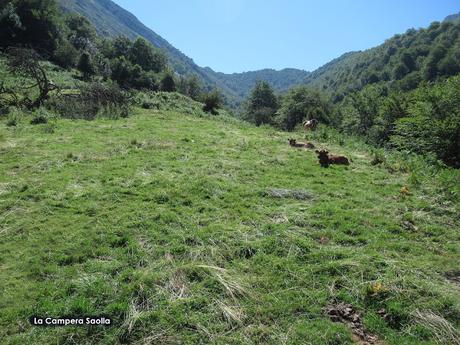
[303,119,318,132]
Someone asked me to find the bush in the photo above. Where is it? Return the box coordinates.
[46,82,131,120]
[110,57,159,90]
[134,92,208,116]
[391,75,460,167]
[202,90,222,115]
[53,39,78,69]
[4,107,21,127]
[371,149,386,166]
[30,115,47,125]
[30,107,56,124]
[131,70,159,91]
[6,116,17,127]
[77,52,96,80]
[160,71,176,92]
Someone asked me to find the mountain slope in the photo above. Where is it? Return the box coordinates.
[59,0,460,108]
[59,0,309,106]
[211,68,310,99]
[303,20,460,101]
[445,12,460,23]
[59,0,233,93]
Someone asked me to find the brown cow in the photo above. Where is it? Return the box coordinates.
[289,139,315,149]
[315,149,349,167]
[302,119,318,132]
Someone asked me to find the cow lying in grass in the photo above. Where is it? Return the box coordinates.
[315,149,349,167]
[289,139,315,149]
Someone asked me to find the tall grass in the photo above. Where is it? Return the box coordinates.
[306,124,459,204]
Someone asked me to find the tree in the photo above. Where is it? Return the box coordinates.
[130,67,158,90]
[438,52,460,76]
[202,89,222,115]
[186,74,202,101]
[65,14,97,51]
[244,81,278,126]
[0,0,62,54]
[400,51,415,71]
[177,74,203,100]
[177,75,189,95]
[391,75,460,167]
[393,62,409,80]
[4,47,58,108]
[275,86,331,131]
[110,56,137,88]
[111,36,133,58]
[369,93,408,146]
[160,71,176,92]
[53,39,78,69]
[0,3,23,46]
[129,37,167,73]
[423,44,447,80]
[78,52,96,80]
[339,84,384,137]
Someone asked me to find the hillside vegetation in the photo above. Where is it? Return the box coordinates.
[241,20,460,168]
[1,100,459,344]
[304,21,460,101]
[58,0,311,106]
[1,2,459,344]
[57,0,460,111]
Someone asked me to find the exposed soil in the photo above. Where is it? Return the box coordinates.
[324,303,384,345]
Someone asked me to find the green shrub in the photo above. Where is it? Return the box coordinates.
[202,89,222,115]
[6,116,17,127]
[244,81,278,126]
[53,39,78,69]
[160,71,176,92]
[30,115,47,125]
[5,107,22,127]
[390,76,460,167]
[47,82,131,120]
[371,149,386,166]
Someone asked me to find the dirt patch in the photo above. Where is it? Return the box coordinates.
[445,270,460,287]
[324,303,383,345]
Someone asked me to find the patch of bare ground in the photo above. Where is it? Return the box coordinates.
[324,303,385,345]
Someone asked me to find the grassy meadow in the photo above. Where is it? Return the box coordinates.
[0,104,459,344]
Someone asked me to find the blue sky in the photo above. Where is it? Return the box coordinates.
[113,0,459,73]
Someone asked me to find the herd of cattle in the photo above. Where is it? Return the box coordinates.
[289,119,350,168]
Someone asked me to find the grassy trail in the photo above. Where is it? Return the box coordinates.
[0,109,459,344]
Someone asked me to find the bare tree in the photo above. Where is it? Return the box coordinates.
[4,47,59,108]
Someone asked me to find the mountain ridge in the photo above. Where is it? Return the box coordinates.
[58,0,310,106]
[59,0,460,108]
[444,12,460,23]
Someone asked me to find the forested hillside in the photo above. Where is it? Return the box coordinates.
[58,0,239,101]
[58,0,310,106]
[58,0,460,127]
[241,19,460,167]
[303,20,460,102]
[211,68,310,99]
